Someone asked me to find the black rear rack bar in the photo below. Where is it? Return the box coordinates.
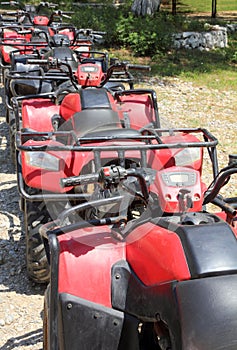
[16,127,218,152]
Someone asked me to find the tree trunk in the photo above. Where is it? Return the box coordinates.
[131,0,161,16]
[172,0,177,15]
[212,0,217,18]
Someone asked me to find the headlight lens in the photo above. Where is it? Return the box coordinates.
[25,152,60,171]
[174,148,201,167]
[4,46,18,54]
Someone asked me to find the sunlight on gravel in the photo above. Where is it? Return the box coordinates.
[0,114,44,350]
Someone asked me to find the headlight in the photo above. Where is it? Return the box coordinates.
[174,148,201,167]
[4,46,18,54]
[25,152,60,171]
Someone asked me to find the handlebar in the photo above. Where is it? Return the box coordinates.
[27,58,51,65]
[60,166,134,188]
[203,164,237,205]
[76,28,106,36]
[72,28,106,44]
[61,173,99,188]
[203,156,237,220]
[47,10,72,25]
[99,61,150,87]
[26,57,150,86]
[125,64,151,71]
[1,10,19,15]
[0,1,58,8]
[0,1,19,6]
[37,2,58,9]
[61,166,150,202]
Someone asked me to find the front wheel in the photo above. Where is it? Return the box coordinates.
[9,113,16,165]
[24,201,51,283]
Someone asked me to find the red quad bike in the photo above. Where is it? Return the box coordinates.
[8,56,150,139]
[37,130,237,349]
[3,31,108,109]
[0,1,59,25]
[7,56,144,163]
[4,39,106,161]
[3,30,107,116]
[3,28,107,115]
[0,1,56,68]
[14,61,156,283]
[0,3,77,80]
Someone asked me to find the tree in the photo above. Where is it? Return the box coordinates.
[131,0,161,16]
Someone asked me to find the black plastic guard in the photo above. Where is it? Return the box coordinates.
[58,292,140,350]
[176,274,237,349]
[177,222,237,277]
[111,260,182,349]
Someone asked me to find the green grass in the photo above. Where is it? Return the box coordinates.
[167,0,237,13]
[150,43,237,90]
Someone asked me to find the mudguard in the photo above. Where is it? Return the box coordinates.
[115,93,157,129]
[33,16,49,25]
[58,293,140,350]
[176,275,237,349]
[22,99,60,131]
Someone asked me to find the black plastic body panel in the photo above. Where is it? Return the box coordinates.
[176,274,237,349]
[177,221,237,277]
[111,260,182,349]
[58,292,140,350]
[155,218,237,278]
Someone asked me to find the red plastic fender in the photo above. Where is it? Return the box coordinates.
[22,99,60,131]
[60,93,82,121]
[126,222,191,285]
[58,28,75,42]
[115,93,156,130]
[58,222,190,307]
[58,227,126,307]
[33,16,49,26]
[1,35,29,63]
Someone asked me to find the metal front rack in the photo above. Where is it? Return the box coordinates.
[16,127,219,201]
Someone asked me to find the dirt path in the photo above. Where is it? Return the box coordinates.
[0,87,44,350]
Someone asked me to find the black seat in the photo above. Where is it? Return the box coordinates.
[79,88,111,109]
[72,109,120,137]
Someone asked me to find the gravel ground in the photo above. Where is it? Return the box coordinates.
[0,86,45,350]
[0,78,236,349]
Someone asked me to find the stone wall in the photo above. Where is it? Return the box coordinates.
[173,25,228,50]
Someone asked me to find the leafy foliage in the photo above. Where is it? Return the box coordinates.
[69,3,198,56]
[59,0,237,80]
[115,12,175,56]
